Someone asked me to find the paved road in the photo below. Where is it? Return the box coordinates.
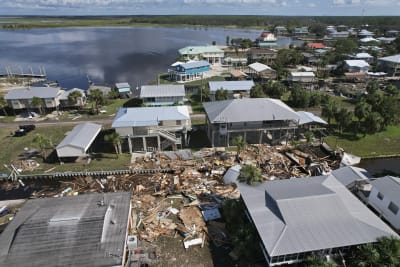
[0,114,206,128]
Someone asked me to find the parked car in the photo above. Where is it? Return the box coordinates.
[14,129,26,137]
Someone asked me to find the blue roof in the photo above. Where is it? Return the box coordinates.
[112,106,190,128]
[209,80,255,92]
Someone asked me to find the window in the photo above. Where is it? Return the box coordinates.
[176,120,181,126]
[388,202,399,215]
[377,192,384,200]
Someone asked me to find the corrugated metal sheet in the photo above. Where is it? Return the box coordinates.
[248,62,274,73]
[379,54,400,63]
[0,192,131,267]
[203,98,300,123]
[297,111,327,125]
[209,80,254,92]
[112,106,190,128]
[56,122,102,158]
[371,176,400,204]
[4,87,61,100]
[140,85,185,98]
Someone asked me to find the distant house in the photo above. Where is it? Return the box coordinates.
[203,98,300,147]
[307,43,326,49]
[178,46,224,64]
[56,122,102,159]
[288,72,316,83]
[0,192,131,267]
[256,31,277,47]
[378,54,400,77]
[112,106,191,152]
[247,62,277,79]
[368,176,400,231]
[208,80,255,101]
[140,84,185,106]
[358,29,374,38]
[274,26,288,35]
[344,60,370,73]
[293,27,309,36]
[377,37,396,44]
[59,88,86,108]
[360,37,380,43]
[88,84,112,97]
[223,168,398,267]
[4,86,64,111]
[350,52,374,63]
[328,31,350,39]
[115,82,131,95]
[248,47,277,65]
[168,61,210,83]
[386,30,399,37]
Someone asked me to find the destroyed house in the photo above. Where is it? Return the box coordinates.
[0,192,132,267]
[112,106,191,152]
[223,168,398,266]
[203,98,300,147]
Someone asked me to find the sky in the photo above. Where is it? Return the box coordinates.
[1,0,400,16]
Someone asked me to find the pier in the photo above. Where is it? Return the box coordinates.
[0,65,47,79]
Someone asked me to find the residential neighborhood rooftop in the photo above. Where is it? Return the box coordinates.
[4,87,62,100]
[140,84,185,98]
[178,45,224,55]
[208,80,255,92]
[370,176,400,203]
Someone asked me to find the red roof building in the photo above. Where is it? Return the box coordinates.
[307,43,326,49]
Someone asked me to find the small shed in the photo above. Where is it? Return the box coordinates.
[56,122,102,158]
[115,82,131,94]
[248,62,276,79]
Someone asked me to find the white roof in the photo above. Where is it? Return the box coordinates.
[371,176,400,203]
[140,85,185,98]
[248,62,274,73]
[297,111,327,125]
[290,72,315,77]
[115,82,130,89]
[379,54,400,64]
[225,170,398,257]
[345,60,370,68]
[112,106,190,128]
[203,98,299,124]
[353,53,373,59]
[56,122,102,157]
[360,37,379,43]
[4,87,62,100]
[208,80,255,92]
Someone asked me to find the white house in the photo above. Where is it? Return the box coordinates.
[288,72,316,83]
[368,176,400,231]
[344,60,370,73]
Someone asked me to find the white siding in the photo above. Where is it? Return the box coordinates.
[116,127,134,136]
[369,187,400,230]
[56,146,85,158]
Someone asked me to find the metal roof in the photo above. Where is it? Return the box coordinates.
[371,176,400,204]
[331,166,371,187]
[140,84,185,98]
[297,111,327,125]
[0,192,131,267]
[290,72,315,77]
[203,98,300,123]
[59,88,85,101]
[360,37,379,43]
[208,80,255,92]
[56,122,102,157]
[112,106,190,128]
[379,54,400,64]
[115,82,130,89]
[353,52,373,59]
[225,170,398,257]
[4,87,62,100]
[179,60,210,69]
[178,46,224,55]
[345,60,370,68]
[248,62,274,73]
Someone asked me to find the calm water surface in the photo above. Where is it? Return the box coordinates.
[0,26,294,89]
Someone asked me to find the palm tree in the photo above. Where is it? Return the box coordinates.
[67,90,83,108]
[237,164,264,185]
[354,100,371,132]
[321,98,337,127]
[32,134,51,160]
[89,89,105,115]
[0,96,8,116]
[215,88,228,101]
[233,135,246,157]
[104,131,122,157]
[31,96,43,115]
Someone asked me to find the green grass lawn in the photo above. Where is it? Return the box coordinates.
[324,126,400,158]
[0,126,131,175]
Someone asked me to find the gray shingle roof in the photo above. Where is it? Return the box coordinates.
[56,122,102,156]
[371,176,400,203]
[4,87,62,100]
[140,84,185,98]
[112,106,190,128]
[224,168,398,257]
[0,192,131,267]
[208,80,255,92]
[203,98,300,123]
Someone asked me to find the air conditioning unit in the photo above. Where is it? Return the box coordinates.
[127,235,138,250]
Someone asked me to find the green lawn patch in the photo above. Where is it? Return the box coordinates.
[324,126,400,157]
